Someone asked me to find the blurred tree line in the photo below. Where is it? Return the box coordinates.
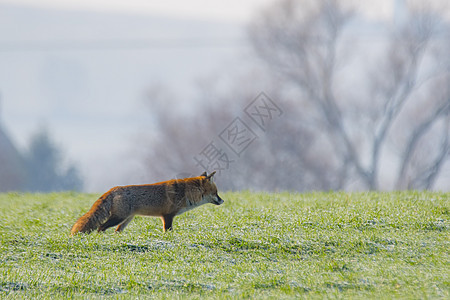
[140,0,449,191]
[0,127,83,192]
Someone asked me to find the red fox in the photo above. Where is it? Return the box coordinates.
[71,171,223,235]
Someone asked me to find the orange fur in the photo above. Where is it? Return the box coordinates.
[70,172,223,235]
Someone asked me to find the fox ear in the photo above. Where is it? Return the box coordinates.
[206,171,216,182]
[200,171,207,177]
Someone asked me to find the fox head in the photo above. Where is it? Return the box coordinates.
[201,171,224,206]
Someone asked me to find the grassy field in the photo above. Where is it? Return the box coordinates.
[0,191,448,299]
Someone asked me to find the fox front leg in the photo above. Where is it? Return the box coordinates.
[161,214,175,232]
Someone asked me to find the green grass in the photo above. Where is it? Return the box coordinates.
[0,191,448,299]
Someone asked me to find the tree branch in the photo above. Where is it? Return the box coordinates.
[408,114,450,189]
[396,100,450,188]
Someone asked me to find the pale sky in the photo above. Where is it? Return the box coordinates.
[0,0,274,22]
[1,0,428,192]
[1,0,395,22]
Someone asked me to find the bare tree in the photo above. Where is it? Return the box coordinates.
[395,80,450,189]
[248,0,450,190]
[139,81,336,191]
[137,0,449,191]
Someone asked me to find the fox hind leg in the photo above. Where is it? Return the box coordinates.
[115,216,134,233]
[98,216,126,232]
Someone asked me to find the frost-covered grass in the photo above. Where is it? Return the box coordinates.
[0,191,448,298]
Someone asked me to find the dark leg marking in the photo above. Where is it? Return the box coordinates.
[162,214,175,232]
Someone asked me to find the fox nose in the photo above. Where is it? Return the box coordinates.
[215,195,224,205]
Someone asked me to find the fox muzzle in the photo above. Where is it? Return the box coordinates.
[214,195,224,205]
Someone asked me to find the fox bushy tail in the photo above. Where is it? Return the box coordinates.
[71,192,114,235]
